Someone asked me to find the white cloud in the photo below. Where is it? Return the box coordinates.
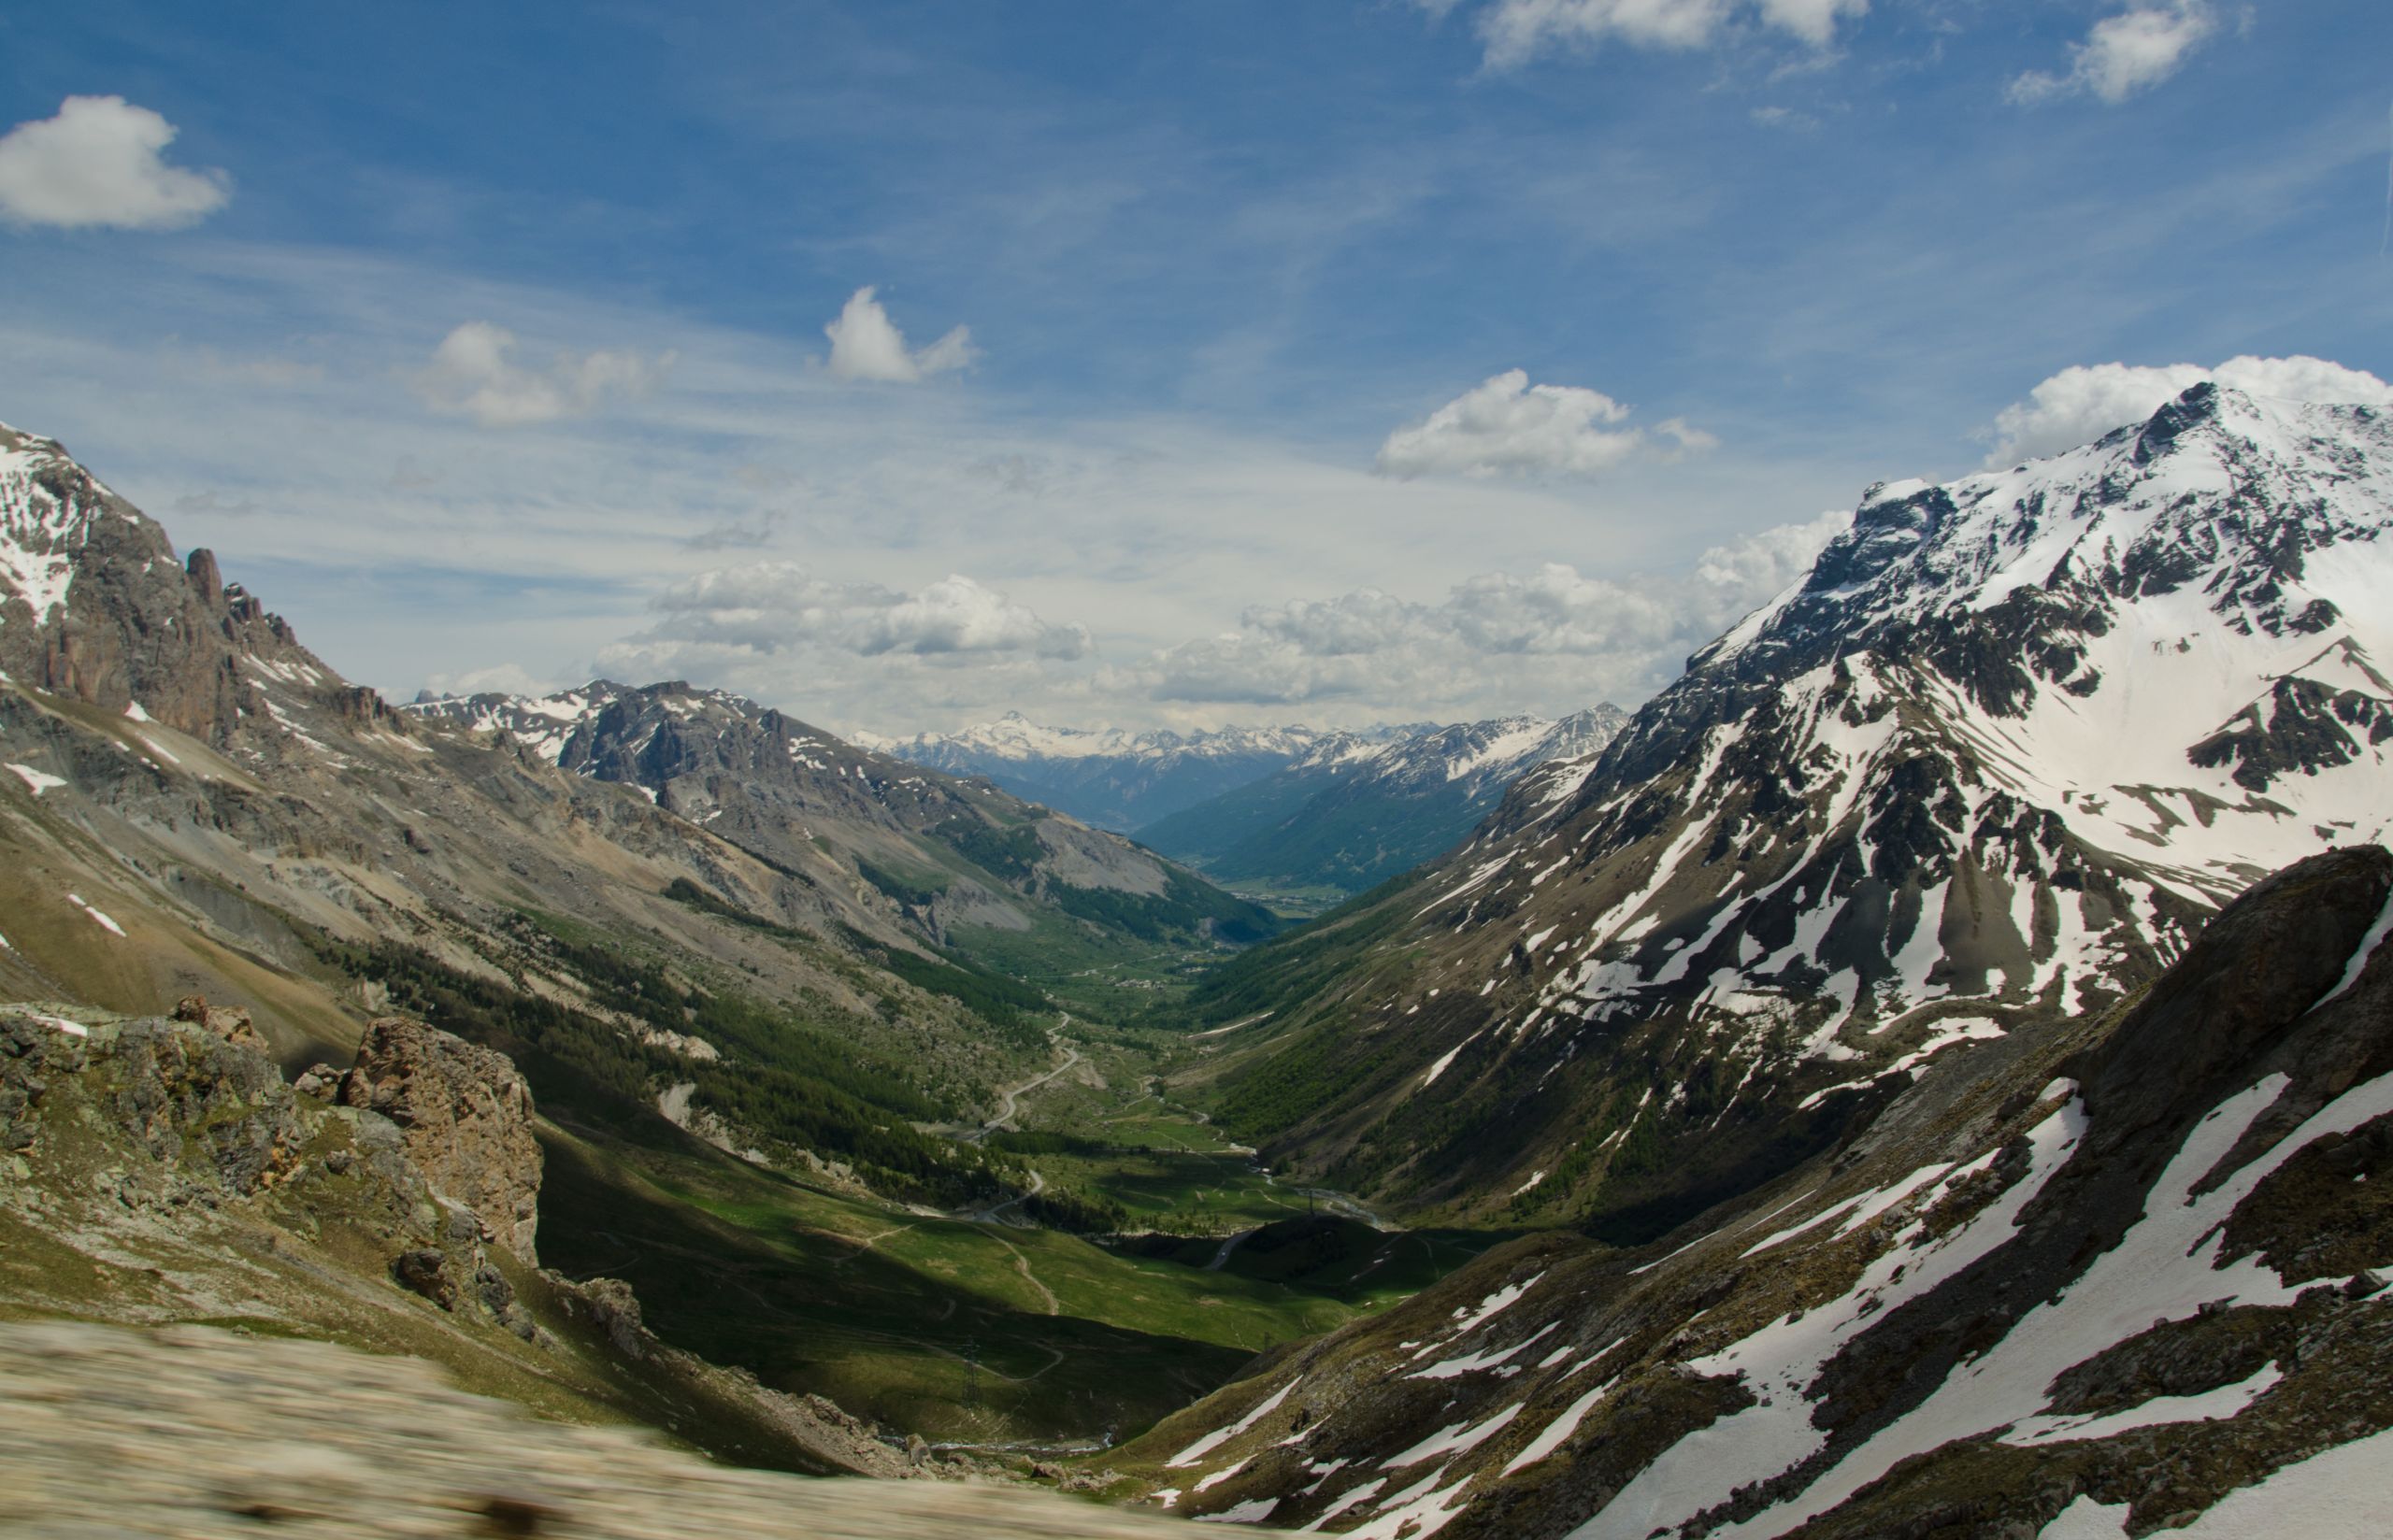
[1135,510,1848,707]
[0,95,230,231]
[419,662,562,700]
[1376,368,1712,480]
[1474,0,1866,67]
[824,286,978,383]
[1982,354,2393,466]
[627,563,1091,661]
[1754,0,1869,49]
[410,321,670,427]
[2008,3,2214,106]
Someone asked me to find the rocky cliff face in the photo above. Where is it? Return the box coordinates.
[337,1016,543,1264]
[1123,846,2393,1537]
[1201,383,2392,1232]
[1,421,396,759]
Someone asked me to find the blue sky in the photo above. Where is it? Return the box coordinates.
[2,1,2387,733]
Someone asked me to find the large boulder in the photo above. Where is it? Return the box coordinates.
[338,1018,542,1263]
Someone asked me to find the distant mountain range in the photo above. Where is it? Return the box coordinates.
[1187,381,2393,1242]
[1139,706,1628,898]
[859,713,1425,831]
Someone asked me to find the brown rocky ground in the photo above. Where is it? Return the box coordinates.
[0,1319,1259,1538]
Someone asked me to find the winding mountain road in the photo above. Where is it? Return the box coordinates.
[966,1019,1082,1144]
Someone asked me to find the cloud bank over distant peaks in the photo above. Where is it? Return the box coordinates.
[2009,3,2215,106]
[824,287,979,383]
[1982,354,2393,466]
[0,96,229,231]
[625,564,1091,661]
[1376,369,1714,480]
[411,322,672,428]
[1129,509,1847,709]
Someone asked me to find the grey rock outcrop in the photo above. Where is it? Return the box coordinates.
[338,1016,543,1263]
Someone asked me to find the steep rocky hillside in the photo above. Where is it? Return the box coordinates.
[410,681,1281,950]
[1141,706,1627,898]
[1191,383,2391,1234]
[0,1004,911,1477]
[0,418,1385,1454]
[0,419,1082,1201]
[1116,846,2393,1537]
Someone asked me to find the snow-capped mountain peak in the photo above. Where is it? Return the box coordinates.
[1205,379,2393,1246]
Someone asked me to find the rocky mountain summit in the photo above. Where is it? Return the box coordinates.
[1193,382,2393,1233]
[409,680,1280,948]
[1141,706,1628,897]
[1123,844,2393,1537]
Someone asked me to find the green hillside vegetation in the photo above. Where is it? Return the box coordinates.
[1139,768,1493,897]
[531,1041,1489,1443]
[312,933,1015,1207]
[303,894,1489,1445]
[1134,770,1325,865]
[1047,868,1282,946]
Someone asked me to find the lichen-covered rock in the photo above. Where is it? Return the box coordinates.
[337,1017,542,1263]
[169,995,266,1052]
[2,1011,303,1196]
[560,1276,647,1360]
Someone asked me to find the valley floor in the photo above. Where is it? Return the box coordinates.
[541,1014,1497,1448]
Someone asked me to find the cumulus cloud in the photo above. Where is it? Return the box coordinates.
[1135,510,1849,707]
[1982,354,2393,466]
[411,321,671,428]
[419,662,562,700]
[632,563,1092,661]
[1375,369,1713,480]
[2008,3,2214,106]
[824,286,978,383]
[1472,0,1867,67]
[0,95,229,230]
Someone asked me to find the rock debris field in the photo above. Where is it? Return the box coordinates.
[0,1320,1265,1538]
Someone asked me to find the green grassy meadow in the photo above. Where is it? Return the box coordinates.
[535,1005,1500,1451]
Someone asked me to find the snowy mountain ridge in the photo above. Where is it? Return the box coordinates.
[1125,845,2393,1538]
[857,710,1345,765]
[0,423,107,627]
[1285,706,1625,792]
[1199,380,2393,1242]
[873,714,1423,831]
